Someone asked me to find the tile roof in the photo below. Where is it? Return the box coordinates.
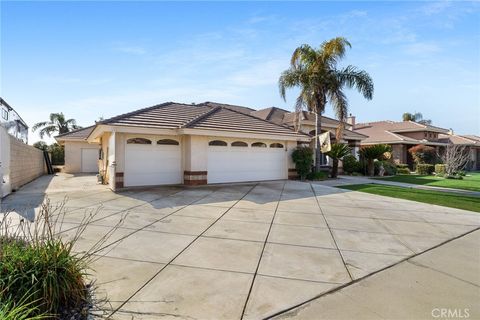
[438,134,479,146]
[55,125,95,141]
[355,120,449,133]
[97,102,308,138]
[462,135,480,143]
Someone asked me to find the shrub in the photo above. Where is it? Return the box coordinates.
[0,200,123,317]
[291,146,313,180]
[49,143,65,165]
[397,168,410,175]
[307,171,328,181]
[380,161,397,176]
[416,164,435,175]
[445,174,463,180]
[396,163,409,169]
[342,154,361,174]
[408,144,438,164]
[435,164,446,175]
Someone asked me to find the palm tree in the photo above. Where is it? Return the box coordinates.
[279,37,374,172]
[325,143,351,178]
[359,144,392,176]
[402,112,432,125]
[32,113,80,138]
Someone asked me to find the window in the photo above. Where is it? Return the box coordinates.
[252,142,267,148]
[127,138,152,144]
[270,143,284,148]
[157,139,179,145]
[1,108,8,120]
[209,140,227,146]
[231,141,248,147]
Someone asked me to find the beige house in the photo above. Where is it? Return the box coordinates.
[55,126,99,173]
[353,120,480,170]
[81,102,310,190]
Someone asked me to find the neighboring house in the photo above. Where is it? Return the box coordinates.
[55,126,99,173]
[0,98,29,144]
[250,107,367,161]
[438,133,480,171]
[85,102,310,189]
[353,120,480,170]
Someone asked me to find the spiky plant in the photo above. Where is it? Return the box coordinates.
[325,143,351,178]
[279,37,374,172]
[359,144,392,176]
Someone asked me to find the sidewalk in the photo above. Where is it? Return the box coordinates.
[273,229,480,320]
[314,175,480,197]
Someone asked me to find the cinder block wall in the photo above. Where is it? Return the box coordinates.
[9,136,45,191]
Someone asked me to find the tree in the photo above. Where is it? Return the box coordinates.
[402,112,432,125]
[32,113,80,138]
[291,146,314,180]
[439,144,470,176]
[325,143,351,178]
[279,37,373,173]
[359,144,392,176]
[33,141,48,151]
[408,145,437,164]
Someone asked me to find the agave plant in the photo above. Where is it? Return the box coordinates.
[325,143,351,178]
[359,144,392,176]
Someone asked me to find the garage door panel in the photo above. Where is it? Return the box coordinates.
[208,147,286,183]
[125,144,181,187]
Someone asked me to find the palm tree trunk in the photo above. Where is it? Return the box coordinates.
[315,110,323,173]
[332,159,338,178]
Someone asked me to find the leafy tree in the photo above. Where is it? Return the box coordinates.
[33,141,48,151]
[325,143,351,178]
[402,112,432,125]
[32,113,80,138]
[279,37,373,173]
[359,144,392,176]
[408,144,437,165]
[291,146,314,180]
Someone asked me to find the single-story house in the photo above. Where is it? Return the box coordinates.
[55,126,99,173]
[353,120,480,170]
[78,102,312,189]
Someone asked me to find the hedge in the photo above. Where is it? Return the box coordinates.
[416,164,435,175]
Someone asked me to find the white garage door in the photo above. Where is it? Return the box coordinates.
[81,148,99,173]
[207,142,286,184]
[124,139,181,187]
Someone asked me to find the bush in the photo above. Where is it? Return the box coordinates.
[342,154,361,174]
[435,164,446,175]
[408,145,438,165]
[396,163,409,169]
[49,143,65,165]
[0,200,123,317]
[380,161,397,176]
[291,147,313,180]
[307,171,328,181]
[445,174,463,180]
[359,144,392,176]
[397,168,410,175]
[416,164,435,175]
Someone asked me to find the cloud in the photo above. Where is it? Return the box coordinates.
[420,1,453,16]
[403,42,441,55]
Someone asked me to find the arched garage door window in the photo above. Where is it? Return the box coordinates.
[157,139,179,145]
[127,138,152,144]
[252,142,267,148]
[209,140,228,146]
[231,141,248,147]
[270,143,284,148]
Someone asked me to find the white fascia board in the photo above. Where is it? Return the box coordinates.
[179,128,310,142]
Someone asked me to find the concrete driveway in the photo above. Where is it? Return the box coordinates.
[1,174,479,319]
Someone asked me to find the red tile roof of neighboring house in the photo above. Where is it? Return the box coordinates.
[438,134,480,146]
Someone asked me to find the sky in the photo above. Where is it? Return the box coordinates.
[1,1,479,144]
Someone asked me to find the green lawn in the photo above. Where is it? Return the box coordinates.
[339,184,480,213]
[372,172,480,192]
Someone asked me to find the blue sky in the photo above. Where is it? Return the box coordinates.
[1,1,479,144]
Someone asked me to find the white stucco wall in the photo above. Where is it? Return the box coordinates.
[64,141,100,173]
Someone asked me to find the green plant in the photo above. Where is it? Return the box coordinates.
[0,290,49,320]
[33,141,48,151]
[279,37,373,172]
[291,146,314,180]
[307,171,328,180]
[416,164,435,175]
[32,113,80,139]
[408,144,437,165]
[325,143,351,178]
[445,174,464,180]
[397,168,410,175]
[435,164,446,175]
[48,143,65,165]
[359,144,392,176]
[351,172,363,176]
[396,163,409,169]
[375,161,397,176]
[342,154,361,174]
